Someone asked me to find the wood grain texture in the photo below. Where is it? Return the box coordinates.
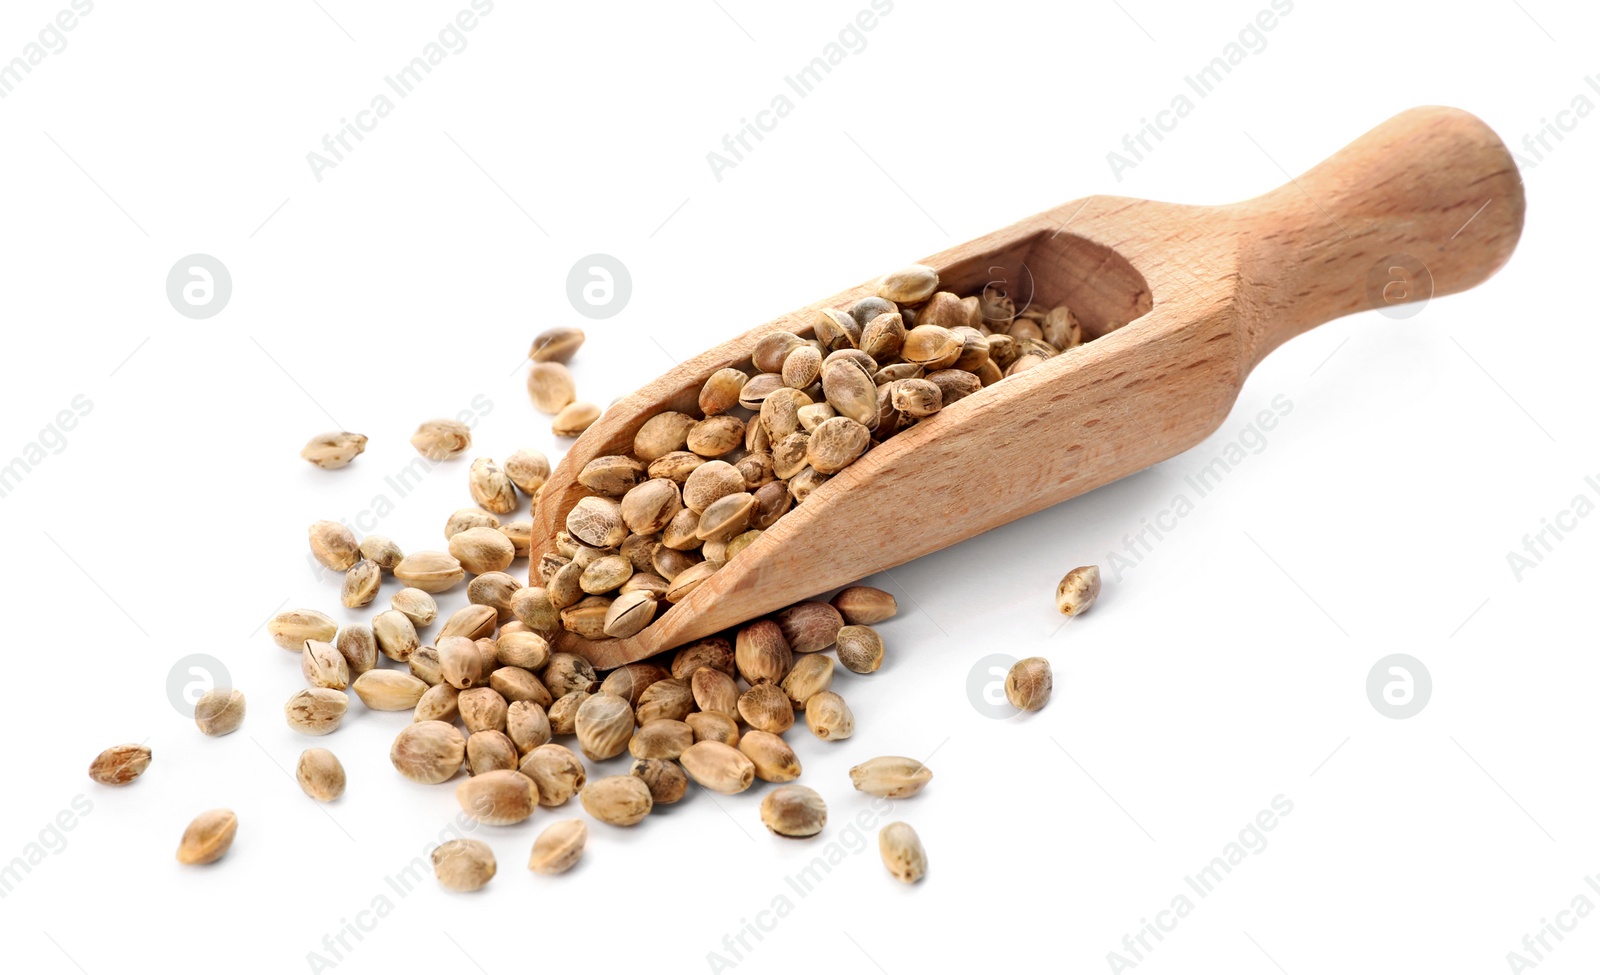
[531,106,1524,669]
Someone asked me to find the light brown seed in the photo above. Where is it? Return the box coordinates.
[782,344,823,388]
[409,646,444,687]
[620,478,683,535]
[835,625,885,675]
[690,667,739,717]
[603,591,657,638]
[752,331,807,373]
[831,586,897,625]
[805,416,870,474]
[504,448,552,495]
[195,688,247,736]
[599,662,669,706]
[469,457,518,514]
[761,784,826,837]
[439,636,484,689]
[686,711,740,747]
[738,682,795,734]
[457,769,538,825]
[492,666,552,708]
[632,679,691,725]
[686,415,746,458]
[901,325,963,369]
[499,522,533,558]
[1056,565,1102,616]
[621,571,668,599]
[391,720,466,784]
[679,741,756,794]
[393,551,466,593]
[788,466,829,503]
[560,595,612,639]
[750,480,792,529]
[527,361,577,413]
[566,496,627,549]
[696,492,754,543]
[890,378,942,417]
[467,730,519,775]
[577,456,643,499]
[460,687,509,734]
[505,699,552,753]
[301,431,367,469]
[176,809,237,865]
[876,264,939,304]
[542,652,598,698]
[647,450,708,483]
[761,387,808,441]
[448,527,516,575]
[520,743,586,805]
[410,419,472,460]
[529,326,585,363]
[672,637,736,681]
[510,587,560,637]
[581,775,654,826]
[339,559,381,609]
[849,756,933,798]
[496,631,551,673]
[468,572,521,623]
[813,307,859,352]
[879,822,927,882]
[779,654,834,707]
[88,743,151,785]
[634,412,698,461]
[821,358,878,426]
[738,372,786,410]
[352,670,428,711]
[575,693,635,761]
[308,520,359,572]
[296,748,346,802]
[391,588,438,628]
[699,367,750,416]
[441,604,498,642]
[1005,657,1052,711]
[552,401,600,437]
[630,759,687,805]
[414,682,460,723]
[925,368,981,406]
[301,641,350,689]
[445,507,501,539]
[629,718,694,760]
[268,605,337,650]
[336,625,377,679]
[735,620,792,685]
[775,601,844,654]
[433,839,495,891]
[372,609,421,662]
[804,691,854,740]
[528,819,587,875]
[859,312,907,361]
[285,688,348,736]
[740,730,801,783]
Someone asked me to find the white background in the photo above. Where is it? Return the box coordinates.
[1,1,1594,973]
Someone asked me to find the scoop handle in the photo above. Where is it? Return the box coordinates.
[1234,106,1524,365]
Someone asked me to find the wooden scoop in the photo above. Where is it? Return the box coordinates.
[531,105,1524,669]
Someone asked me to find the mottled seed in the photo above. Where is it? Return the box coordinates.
[566,496,628,549]
[527,361,577,413]
[448,527,516,575]
[457,769,538,825]
[634,412,698,461]
[774,601,844,654]
[301,640,350,690]
[700,367,750,416]
[352,670,429,711]
[520,743,586,806]
[410,419,471,461]
[88,743,152,785]
[575,693,636,761]
[738,682,795,734]
[679,741,755,794]
[467,730,521,775]
[195,687,247,736]
[285,688,348,736]
[735,620,792,685]
[831,586,897,625]
[806,416,870,474]
[686,711,740,747]
[761,784,826,837]
[372,610,421,662]
[391,720,467,784]
[629,718,695,760]
[891,378,942,417]
[779,654,834,707]
[835,625,885,675]
[879,822,927,883]
[296,748,346,802]
[1056,565,1102,616]
[309,520,359,572]
[432,839,495,891]
[1005,657,1052,711]
[301,431,367,469]
[620,478,683,535]
[849,756,933,798]
[445,508,501,539]
[393,551,466,593]
[740,731,802,783]
[469,457,518,514]
[504,448,553,495]
[876,264,939,304]
[805,691,854,740]
[581,775,654,826]
[630,758,688,805]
